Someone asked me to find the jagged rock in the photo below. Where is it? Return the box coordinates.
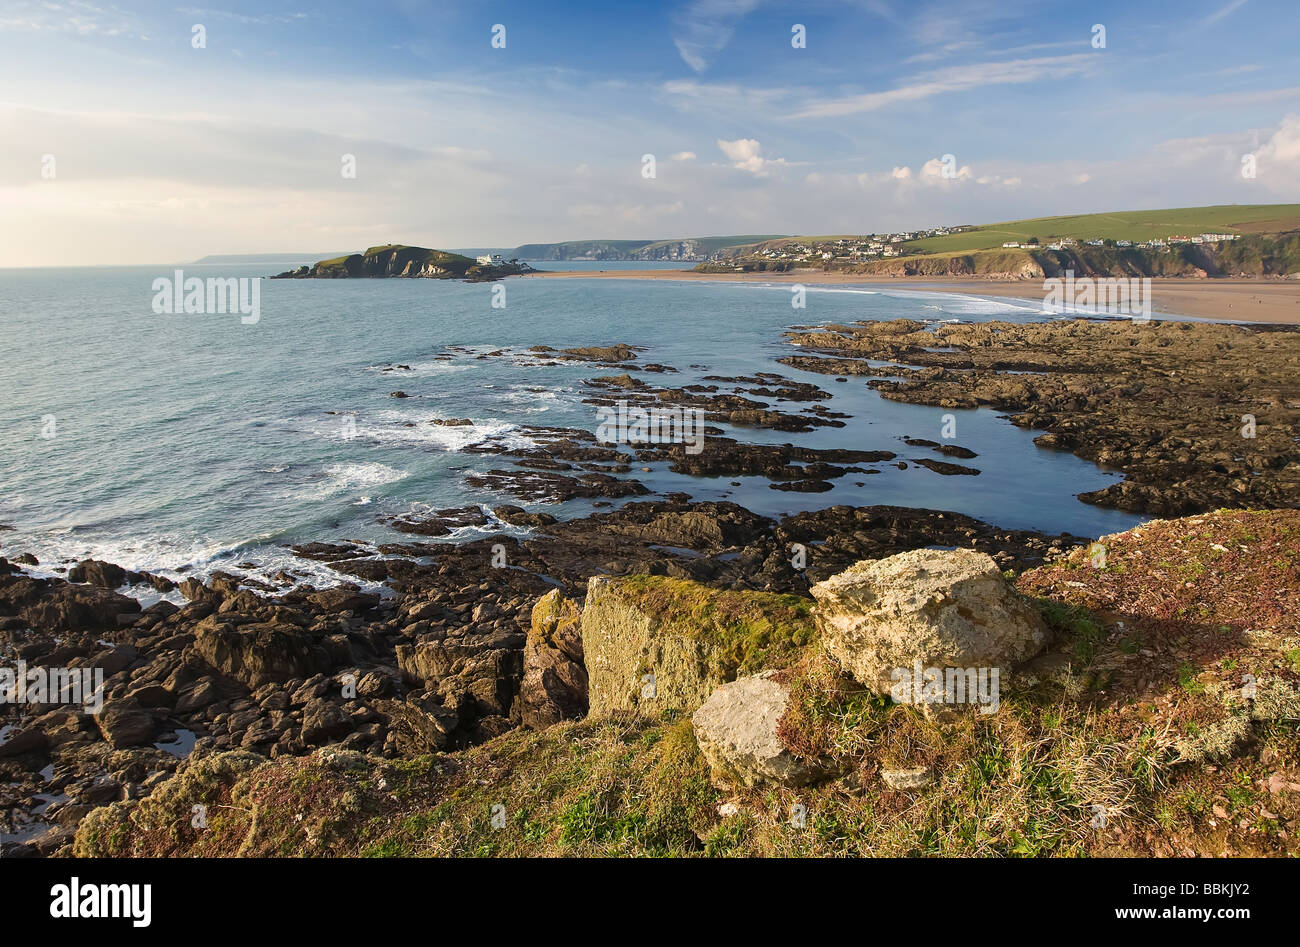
[519,590,587,729]
[0,726,47,757]
[18,584,141,632]
[378,699,456,753]
[810,549,1048,703]
[306,585,379,613]
[33,709,92,748]
[692,672,828,789]
[300,699,351,746]
[175,679,220,713]
[94,702,159,748]
[67,559,127,588]
[192,618,330,688]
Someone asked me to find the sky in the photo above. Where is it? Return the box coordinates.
[1,0,1298,265]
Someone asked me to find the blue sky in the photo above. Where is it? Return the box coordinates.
[1,0,1298,264]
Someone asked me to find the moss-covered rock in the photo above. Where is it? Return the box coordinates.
[580,574,815,716]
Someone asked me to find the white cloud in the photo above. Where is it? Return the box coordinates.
[1255,112,1300,176]
[716,137,786,175]
[671,151,697,160]
[919,157,973,183]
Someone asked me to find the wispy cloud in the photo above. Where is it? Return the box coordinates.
[790,53,1099,119]
[671,0,760,73]
[1202,0,1249,27]
[0,0,149,40]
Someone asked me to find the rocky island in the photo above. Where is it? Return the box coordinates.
[271,244,533,282]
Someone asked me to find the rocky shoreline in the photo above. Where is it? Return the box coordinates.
[60,509,1300,858]
[781,317,1300,513]
[3,315,1298,857]
[0,495,1086,855]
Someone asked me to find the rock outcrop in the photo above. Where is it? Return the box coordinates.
[810,548,1048,701]
[580,575,813,716]
[519,590,587,730]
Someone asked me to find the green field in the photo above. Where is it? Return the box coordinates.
[904,204,1300,253]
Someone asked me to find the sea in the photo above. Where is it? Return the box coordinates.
[0,259,1148,596]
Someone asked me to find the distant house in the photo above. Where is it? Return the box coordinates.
[476,254,505,265]
[1116,240,1132,247]
[1085,239,1104,246]
[1002,242,1021,248]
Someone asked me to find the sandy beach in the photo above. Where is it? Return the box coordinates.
[524,269,1300,325]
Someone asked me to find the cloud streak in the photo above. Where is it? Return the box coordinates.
[790,53,1100,118]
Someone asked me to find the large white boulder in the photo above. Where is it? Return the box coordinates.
[810,548,1048,708]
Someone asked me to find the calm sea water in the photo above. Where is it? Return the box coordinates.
[0,261,1143,589]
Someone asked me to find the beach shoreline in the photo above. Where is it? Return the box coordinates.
[522,269,1300,325]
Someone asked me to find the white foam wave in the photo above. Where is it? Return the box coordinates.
[307,461,408,499]
[337,410,539,452]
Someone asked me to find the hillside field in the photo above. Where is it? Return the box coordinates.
[904,205,1300,254]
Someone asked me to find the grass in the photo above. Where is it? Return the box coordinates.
[311,245,479,275]
[903,204,1300,253]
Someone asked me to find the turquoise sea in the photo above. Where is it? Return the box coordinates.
[0,260,1144,592]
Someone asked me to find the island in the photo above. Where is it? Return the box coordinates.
[271,244,534,282]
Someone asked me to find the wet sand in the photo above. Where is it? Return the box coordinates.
[523,269,1300,325]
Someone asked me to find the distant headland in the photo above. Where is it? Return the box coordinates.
[270,244,534,282]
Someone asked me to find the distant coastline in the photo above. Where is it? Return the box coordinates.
[520,269,1300,325]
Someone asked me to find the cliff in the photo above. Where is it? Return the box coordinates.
[700,232,1300,280]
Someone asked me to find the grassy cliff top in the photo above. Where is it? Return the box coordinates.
[904,204,1300,254]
